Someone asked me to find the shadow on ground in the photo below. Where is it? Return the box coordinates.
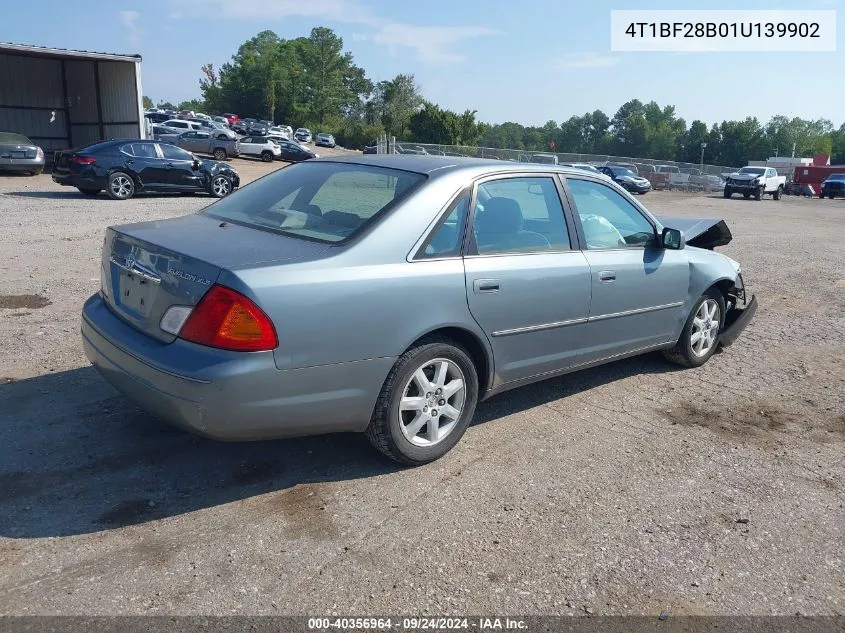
[0,355,677,538]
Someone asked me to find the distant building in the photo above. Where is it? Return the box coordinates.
[0,42,145,161]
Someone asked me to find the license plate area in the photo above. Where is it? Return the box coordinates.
[119,271,154,317]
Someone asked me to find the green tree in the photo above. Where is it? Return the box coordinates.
[381,74,423,138]
[142,95,153,109]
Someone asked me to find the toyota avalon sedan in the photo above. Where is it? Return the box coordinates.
[81,156,756,465]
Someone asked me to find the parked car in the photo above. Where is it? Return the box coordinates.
[530,153,558,165]
[162,119,204,132]
[294,128,312,143]
[52,139,239,200]
[599,164,652,194]
[80,156,756,465]
[268,126,292,140]
[315,133,336,148]
[724,166,786,200]
[0,131,45,175]
[144,112,172,124]
[266,138,318,162]
[237,136,282,162]
[819,173,845,199]
[150,124,182,142]
[652,164,688,190]
[363,142,378,154]
[560,162,601,174]
[246,121,269,136]
[223,113,240,125]
[231,120,249,135]
[212,116,229,126]
[174,130,239,160]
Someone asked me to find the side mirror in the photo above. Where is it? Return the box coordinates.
[192,157,201,169]
[661,227,685,250]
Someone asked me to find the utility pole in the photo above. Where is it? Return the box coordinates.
[700,142,707,169]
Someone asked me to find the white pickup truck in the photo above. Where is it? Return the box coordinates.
[724,166,786,200]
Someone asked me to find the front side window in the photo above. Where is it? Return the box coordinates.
[567,178,656,249]
[203,162,425,243]
[160,144,193,161]
[471,177,570,255]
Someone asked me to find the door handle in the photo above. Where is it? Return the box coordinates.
[473,278,500,293]
[166,162,174,168]
[598,270,616,282]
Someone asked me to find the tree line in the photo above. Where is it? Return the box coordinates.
[149,26,845,165]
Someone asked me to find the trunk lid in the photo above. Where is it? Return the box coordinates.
[101,213,331,343]
[0,143,36,160]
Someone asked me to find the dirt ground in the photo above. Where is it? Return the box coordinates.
[0,157,843,617]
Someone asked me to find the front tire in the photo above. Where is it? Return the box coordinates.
[107,172,135,200]
[773,185,783,200]
[829,193,835,199]
[366,337,479,465]
[755,187,763,201]
[213,148,227,160]
[663,289,725,368]
[209,175,232,198]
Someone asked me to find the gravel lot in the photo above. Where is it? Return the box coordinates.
[0,159,843,617]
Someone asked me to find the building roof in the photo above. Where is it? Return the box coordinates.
[0,42,141,63]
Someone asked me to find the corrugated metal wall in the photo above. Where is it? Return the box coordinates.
[0,51,141,158]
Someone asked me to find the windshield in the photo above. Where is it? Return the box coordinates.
[0,132,33,145]
[203,162,426,243]
[738,167,766,175]
[610,167,637,178]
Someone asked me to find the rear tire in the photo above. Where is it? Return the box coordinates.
[829,193,835,199]
[365,337,479,465]
[743,193,751,199]
[213,148,227,160]
[663,289,725,369]
[106,172,135,200]
[261,151,273,162]
[77,187,101,196]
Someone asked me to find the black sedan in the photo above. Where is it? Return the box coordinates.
[52,139,240,200]
[599,165,652,194]
[819,173,845,199]
[266,137,318,162]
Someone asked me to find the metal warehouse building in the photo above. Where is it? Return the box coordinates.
[0,42,145,161]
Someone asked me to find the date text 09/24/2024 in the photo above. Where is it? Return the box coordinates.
[307,617,527,630]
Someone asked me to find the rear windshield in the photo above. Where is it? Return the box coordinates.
[203,162,426,243]
[0,132,33,145]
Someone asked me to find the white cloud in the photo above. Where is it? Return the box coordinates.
[180,0,498,64]
[119,10,141,46]
[555,52,619,69]
[167,12,183,19]
[361,24,499,64]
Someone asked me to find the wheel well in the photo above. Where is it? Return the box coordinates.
[712,279,734,299]
[409,327,491,397]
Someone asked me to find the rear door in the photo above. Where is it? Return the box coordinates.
[463,174,592,386]
[239,136,257,156]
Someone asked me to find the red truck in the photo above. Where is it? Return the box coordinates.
[790,164,845,195]
[223,113,241,125]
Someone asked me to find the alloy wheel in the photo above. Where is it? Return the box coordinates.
[110,176,133,198]
[212,176,230,197]
[690,298,720,357]
[398,358,466,447]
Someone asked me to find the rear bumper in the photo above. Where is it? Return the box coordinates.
[52,172,102,189]
[0,157,44,171]
[720,294,757,347]
[81,293,392,441]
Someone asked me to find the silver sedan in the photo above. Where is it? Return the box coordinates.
[81,156,757,464]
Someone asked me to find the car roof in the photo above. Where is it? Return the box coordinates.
[316,154,616,180]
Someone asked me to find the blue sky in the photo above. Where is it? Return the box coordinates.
[2,0,841,127]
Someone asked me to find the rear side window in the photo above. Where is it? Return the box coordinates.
[131,143,158,158]
[203,162,426,243]
[418,191,470,258]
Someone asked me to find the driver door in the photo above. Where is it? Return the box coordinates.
[563,176,689,361]
[158,143,202,189]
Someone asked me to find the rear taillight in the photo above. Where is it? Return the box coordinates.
[71,155,96,165]
[177,284,278,352]
[36,147,44,159]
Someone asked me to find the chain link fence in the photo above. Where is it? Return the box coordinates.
[375,135,736,179]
